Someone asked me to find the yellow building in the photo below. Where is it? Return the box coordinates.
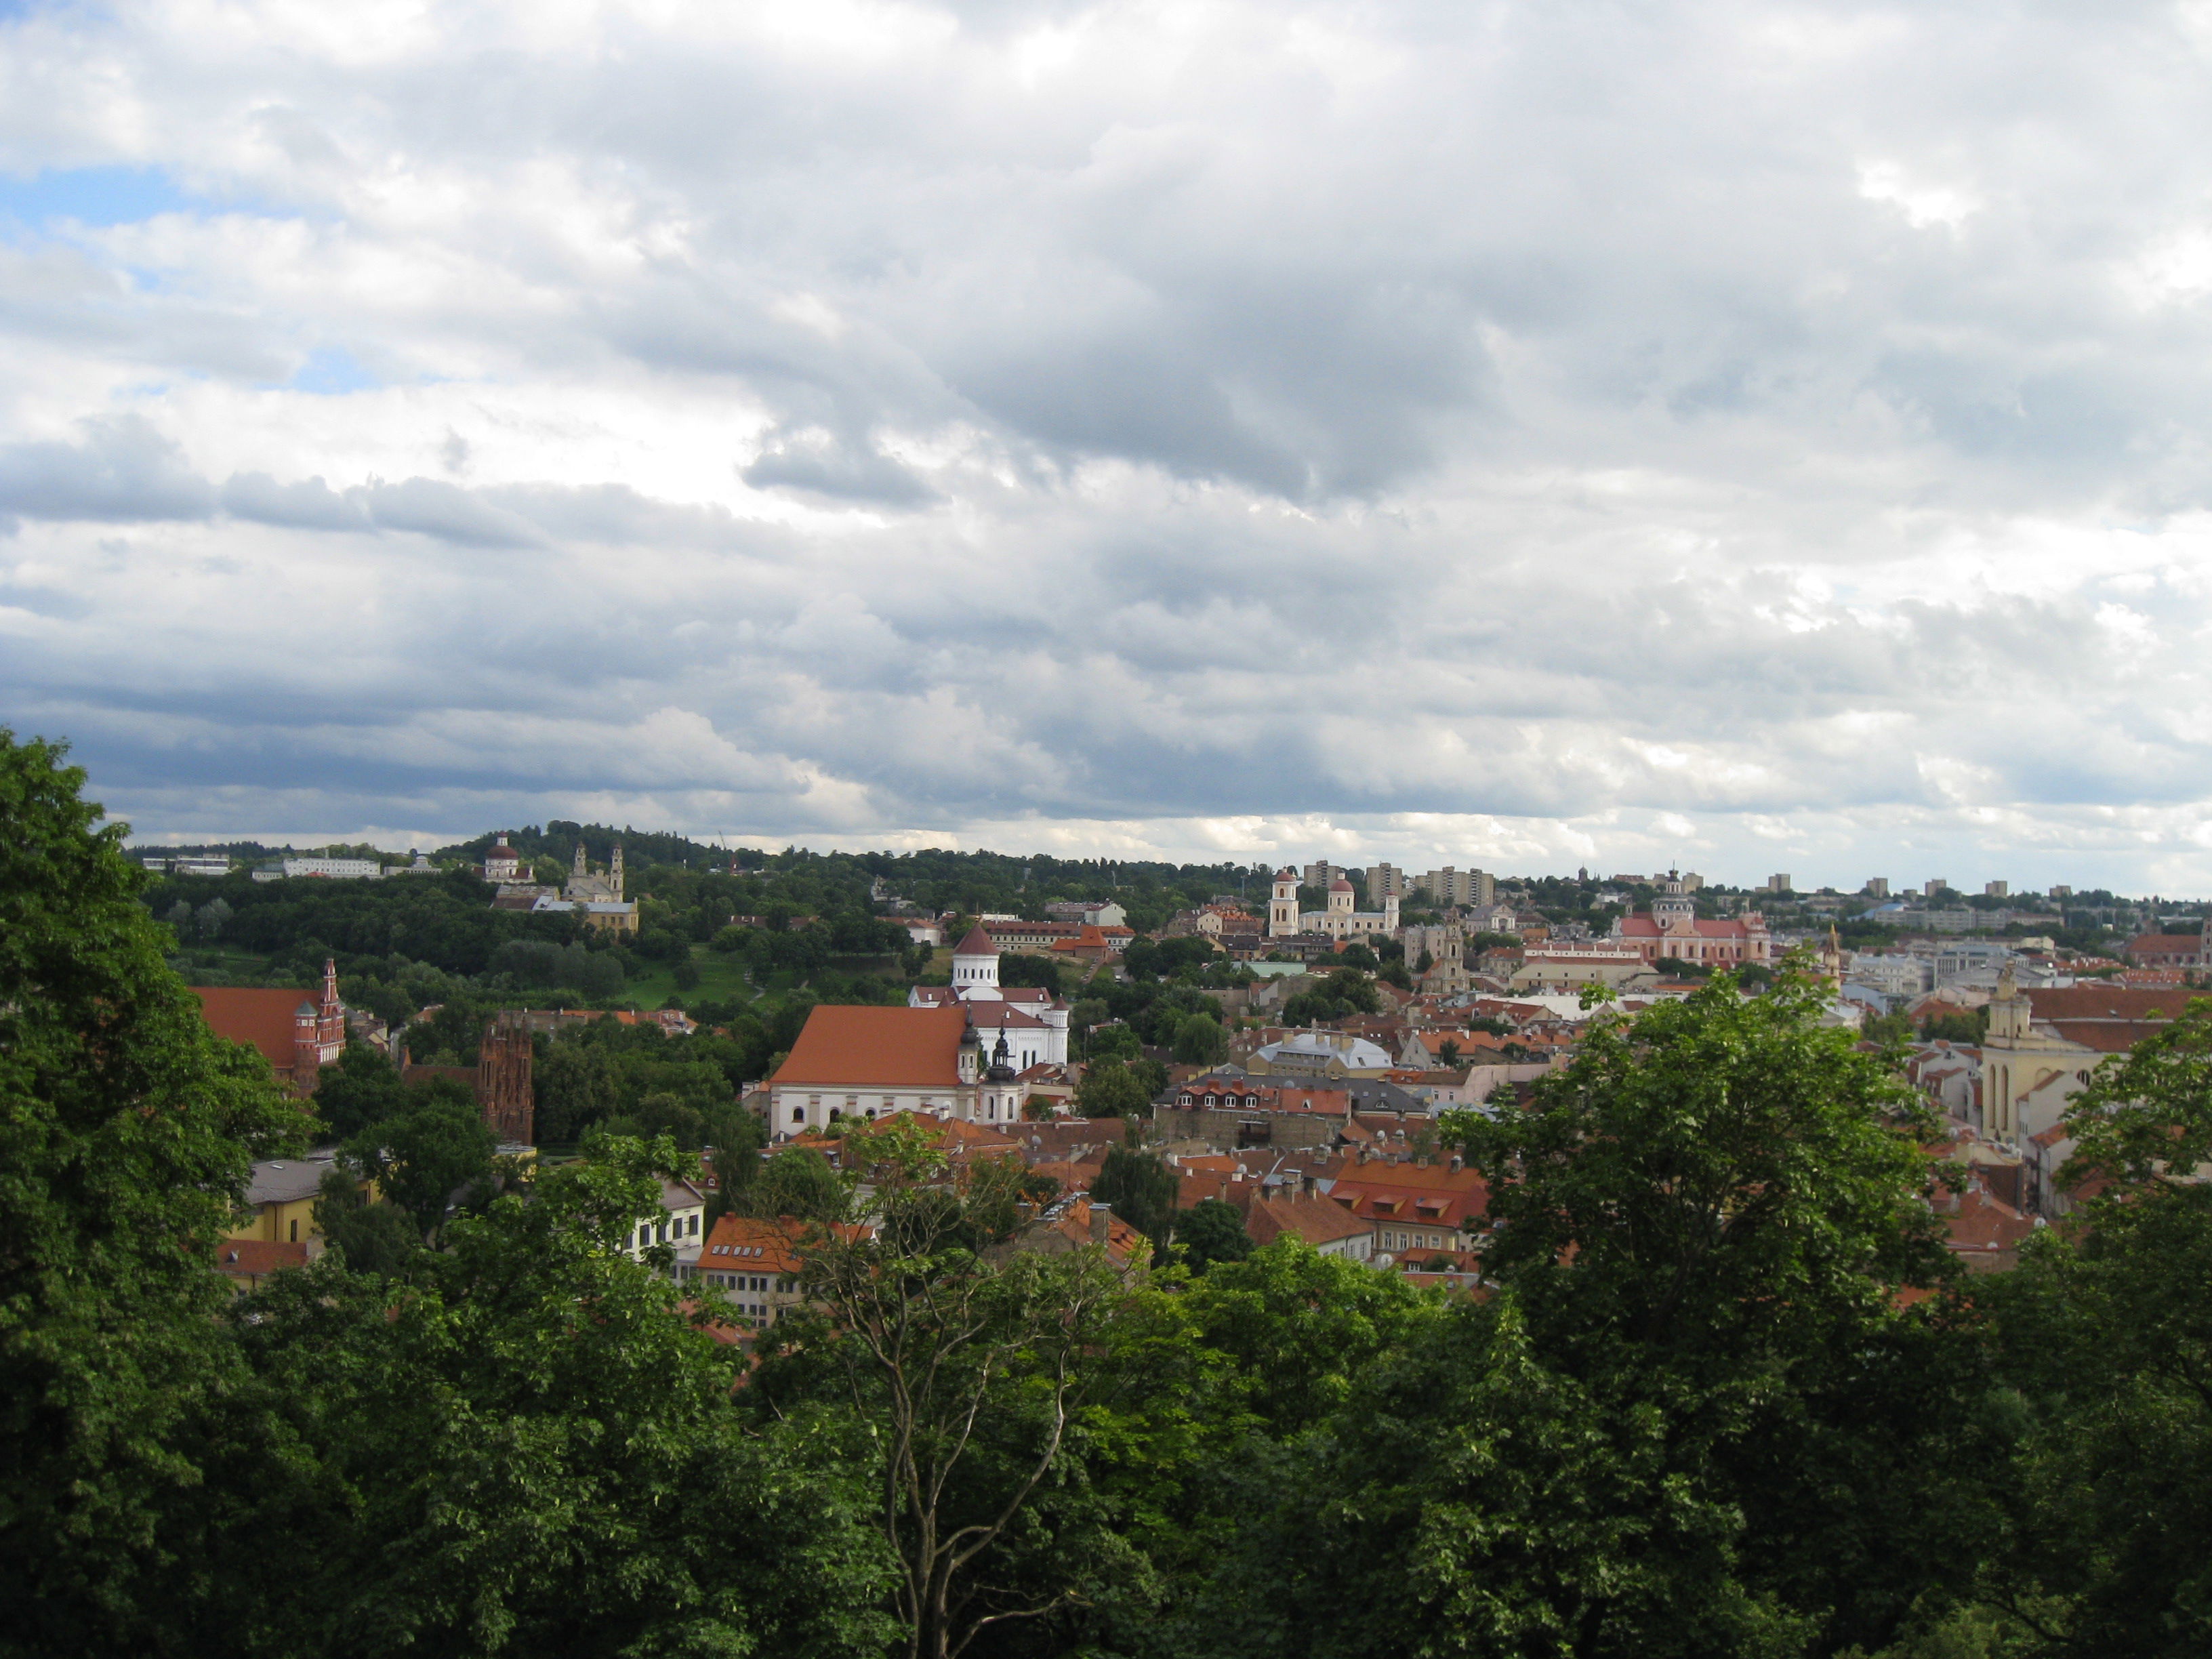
[224,1150,370,1249]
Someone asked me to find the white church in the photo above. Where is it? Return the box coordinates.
[907,926,1072,1072]
[1267,869,1399,941]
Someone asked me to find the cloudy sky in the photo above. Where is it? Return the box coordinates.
[5,0,2212,890]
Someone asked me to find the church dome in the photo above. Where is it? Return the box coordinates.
[1328,878,1353,892]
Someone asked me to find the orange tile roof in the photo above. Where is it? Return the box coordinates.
[192,986,311,1069]
[2038,1019,2163,1053]
[1043,1196,1149,1267]
[1327,1162,1492,1230]
[1247,1192,1373,1248]
[1938,1188,2036,1259]
[700,1214,808,1276]
[2029,985,2198,1021]
[770,1004,970,1088]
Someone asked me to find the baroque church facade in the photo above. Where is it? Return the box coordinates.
[1267,869,1399,941]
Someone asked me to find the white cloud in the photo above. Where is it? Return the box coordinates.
[4,0,2212,890]
[1856,161,1980,232]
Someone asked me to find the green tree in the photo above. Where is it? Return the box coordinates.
[1075,1061,1151,1119]
[743,1145,851,1223]
[311,1039,413,1141]
[310,1168,419,1277]
[344,1086,497,1243]
[1282,967,1384,1026]
[1179,1237,1440,1431]
[1093,1139,1179,1248]
[1923,1009,1986,1044]
[703,1108,768,1225]
[1171,1012,1229,1066]
[762,1134,1127,1659]
[1967,1002,2212,1654]
[1086,1021,1142,1062]
[0,732,300,1651]
[184,1136,897,1657]
[1429,972,1978,1655]
[535,1038,623,1143]
[1130,1054,1170,1101]
[1862,1009,1916,1048]
[1172,1197,1253,1273]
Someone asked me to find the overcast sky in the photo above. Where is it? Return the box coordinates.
[6,1,2212,890]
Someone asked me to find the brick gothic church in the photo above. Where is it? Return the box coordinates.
[474,1012,535,1144]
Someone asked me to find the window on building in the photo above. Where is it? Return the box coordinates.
[288,1218,298,1242]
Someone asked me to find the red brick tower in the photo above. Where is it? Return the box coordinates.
[476,1012,535,1145]
[289,958,348,1094]
[314,957,344,1052]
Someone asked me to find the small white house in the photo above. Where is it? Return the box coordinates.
[625,1176,708,1280]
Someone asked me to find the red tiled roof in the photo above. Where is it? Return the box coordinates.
[1248,1192,1372,1248]
[2029,985,2198,1021]
[1615,916,1759,939]
[951,926,1000,957]
[1328,1162,1492,1230]
[2123,934,2205,956]
[1033,1197,1149,1268]
[1938,1187,2036,1260]
[770,1004,970,1088]
[2040,1019,2163,1054]
[192,987,311,1068]
[700,1213,808,1276]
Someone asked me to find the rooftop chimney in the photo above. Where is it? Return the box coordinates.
[1090,1202,1111,1244]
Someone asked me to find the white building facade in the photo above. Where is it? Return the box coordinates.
[1267,870,1400,941]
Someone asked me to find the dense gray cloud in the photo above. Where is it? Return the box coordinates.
[3,0,2212,886]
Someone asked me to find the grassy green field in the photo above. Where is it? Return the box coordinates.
[617,945,762,1010]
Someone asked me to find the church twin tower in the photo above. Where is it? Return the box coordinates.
[566,840,624,902]
[1267,867,1399,941]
